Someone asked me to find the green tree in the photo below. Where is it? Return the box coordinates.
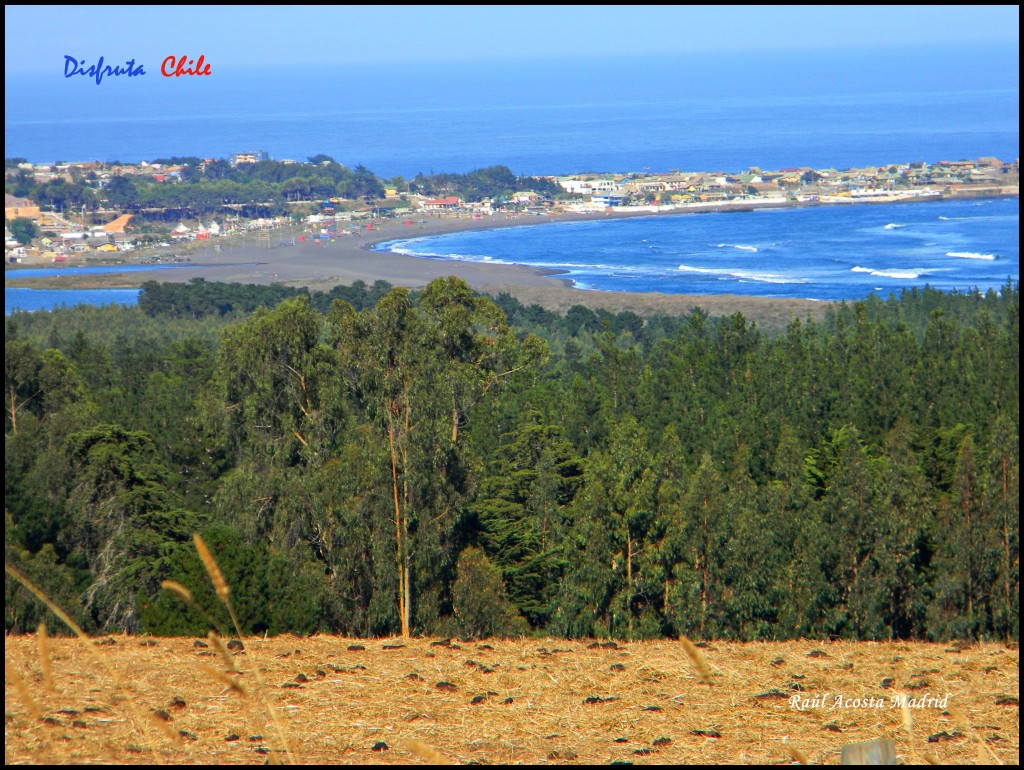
[471,409,581,627]
[985,416,1019,640]
[928,434,999,639]
[678,452,728,639]
[330,278,547,636]
[874,420,934,639]
[452,546,527,638]
[217,296,335,471]
[7,217,38,245]
[61,424,203,631]
[559,416,654,638]
[5,340,42,434]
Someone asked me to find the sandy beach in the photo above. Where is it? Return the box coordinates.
[8,206,841,327]
[8,186,1017,325]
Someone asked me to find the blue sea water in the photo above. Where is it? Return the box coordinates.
[4,46,1018,176]
[4,45,1019,310]
[378,197,1019,301]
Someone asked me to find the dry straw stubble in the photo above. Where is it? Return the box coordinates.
[37,620,53,688]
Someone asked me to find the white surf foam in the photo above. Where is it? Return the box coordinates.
[946,251,996,260]
[678,264,804,284]
[851,266,923,279]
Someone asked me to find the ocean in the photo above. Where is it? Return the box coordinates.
[376,197,1019,301]
[5,46,1018,176]
[4,45,1019,311]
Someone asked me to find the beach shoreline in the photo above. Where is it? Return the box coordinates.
[6,187,1017,325]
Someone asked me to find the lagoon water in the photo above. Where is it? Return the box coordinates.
[5,264,203,315]
[5,287,140,315]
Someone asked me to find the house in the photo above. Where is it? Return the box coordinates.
[5,194,41,220]
[230,150,269,165]
[421,196,462,210]
[592,192,627,207]
[558,177,622,195]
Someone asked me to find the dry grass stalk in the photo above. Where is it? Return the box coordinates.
[785,744,810,764]
[679,635,713,683]
[403,739,457,765]
[946,705,1002,766]
[160,579,194,604]
[895,689,921,764]
[149,711,180,742]
[5,656,42,719]
[4,563,162,763]
[898,692,914,735]
[208,631,239,673]
[190,535,298,765]
[37,621,53,688]
[193,534,229,603]
[198,664,248,695]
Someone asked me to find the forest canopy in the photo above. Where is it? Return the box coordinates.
[5,279,1019,642]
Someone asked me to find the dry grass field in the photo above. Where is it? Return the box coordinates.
[4,633,1018,765]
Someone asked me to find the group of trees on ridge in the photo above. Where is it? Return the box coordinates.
[4,158,561,222]
[5,278,1019,642]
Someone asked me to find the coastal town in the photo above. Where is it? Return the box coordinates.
[4,153,1019,264]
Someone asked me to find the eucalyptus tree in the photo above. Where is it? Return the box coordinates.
[558,415,655,639]
[928,434,1002,639]
[330,277,547,636]
[985,415,1019,640]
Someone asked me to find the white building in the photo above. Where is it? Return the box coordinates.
[557,177,622,195]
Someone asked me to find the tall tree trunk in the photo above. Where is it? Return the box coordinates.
[626,532,633,637]
[387,414,409,638]
[700,501,709,640]
[401,394,412,637]
[1000,456,1013,642]
[8,388,17,435]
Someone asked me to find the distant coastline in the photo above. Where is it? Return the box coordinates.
[6,150,1018,323]
[7,185,1019,325]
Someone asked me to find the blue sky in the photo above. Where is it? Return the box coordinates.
[4,5,1020,74]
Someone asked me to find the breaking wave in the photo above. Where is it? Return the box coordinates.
[946,251,996,260]
[851,266,924,279]
[678,264,805,284]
